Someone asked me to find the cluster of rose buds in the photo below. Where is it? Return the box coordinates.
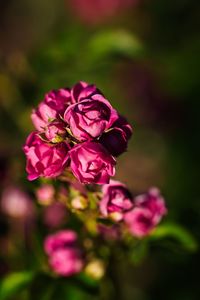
[24,82,167,278]
[99,181,167,237]
[44,230,83,276]
[23,81,132,184]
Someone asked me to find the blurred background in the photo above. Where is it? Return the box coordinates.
[0,0,200,299]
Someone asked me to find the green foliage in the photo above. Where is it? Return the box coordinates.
[150,223,198,252]
[0,272,35,300]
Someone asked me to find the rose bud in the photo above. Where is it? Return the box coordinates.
[44,230,83,276]
[23,132,70,181]
[124,188,167,237]
[71,81,100,102]
[100,180,133,221]
[44,230,77,255]
[35,184,55,205]
[64,93,118,141]
[69,141,116,184]
[44,121,67,143]
[31,88,72,131]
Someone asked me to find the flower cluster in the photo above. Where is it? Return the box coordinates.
[44,230,83,276]
[99,181,167,237]
[23,81,167,279]
[23,82,132,184]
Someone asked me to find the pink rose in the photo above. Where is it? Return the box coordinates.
[44,230,77,255]
[100,180,133,221]
[44,230,83,276]
[49,248,83,276]
[69,142,116,184]
[124,188,167,237]
[64,94,118,141]
[31,88,72,131]
[70,81,99,102]
[23,132,70,181]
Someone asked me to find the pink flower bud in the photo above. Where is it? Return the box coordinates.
[31,88,72,131]
[124,188,167,237]
[1,186,34,218]
[100,180,133,221]
[36,184,55,205]
[44,230,83,276]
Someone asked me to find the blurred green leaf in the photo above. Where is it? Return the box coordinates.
[130,241,148,265]
[87,29,143,62]
[0,271,35,300]
[150,223,198,252]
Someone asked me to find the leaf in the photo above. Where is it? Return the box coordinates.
[0,271,35,300]
[130,241,148,265]
[150,223,198,252]
[87,30,143,62]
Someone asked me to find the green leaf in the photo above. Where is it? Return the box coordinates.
[150,223,198,252]
[0,271,35,300]
[87,30,143,62]
[130,241,148,265]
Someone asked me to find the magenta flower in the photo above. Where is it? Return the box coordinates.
[49,249,83,276]
[23,132,70,180]
[31,88,72,131]
[64,94,118,141]
[100,180,133,221]
[44,230,77,255]
[70,81,99,102]
[124,188,167,237]
[69,142,116,184]
[44,230,83,276]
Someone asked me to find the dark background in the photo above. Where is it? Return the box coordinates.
[0,0,200,299]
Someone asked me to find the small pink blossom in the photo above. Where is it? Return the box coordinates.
[100,180,133,221]
[36,184,55,205]
[44,230,77,255]
[43,202,67,228]
[69,142,116,184]
[49,248,83,276]
[1,186,34,218]
[23,132,70,181]
[124,188,167,237]
[70,81,99,102]
[44,230,83,276]
[31,88,72,131]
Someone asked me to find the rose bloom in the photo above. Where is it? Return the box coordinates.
[23,132,70,180]
[69,141,116,184]
[70,81,99,103]
[99,115,133,157]
[44,230,83,276]
[31,88,73,131]
[100,180,133,221]
[64,93,118,141]
[124,188,167,237]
